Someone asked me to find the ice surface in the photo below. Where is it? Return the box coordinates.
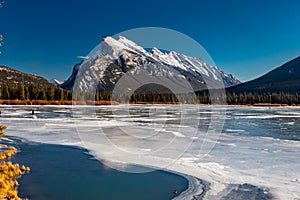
[1,105,300,199]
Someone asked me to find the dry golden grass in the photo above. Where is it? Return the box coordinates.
[0,126,30,200]
[0,100,119,106]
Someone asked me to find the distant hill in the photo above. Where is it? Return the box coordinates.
[0,66,52,87]
[227,56,300,94]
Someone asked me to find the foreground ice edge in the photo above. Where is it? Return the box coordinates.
[1,105,300,199]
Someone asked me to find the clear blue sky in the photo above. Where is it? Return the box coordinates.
[0,0,300,82]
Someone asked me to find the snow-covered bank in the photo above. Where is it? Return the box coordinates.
[173,174,209,200]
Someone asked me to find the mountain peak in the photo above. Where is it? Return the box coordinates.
[100,36,128,59]
[151,47,163,55]
[100,36,147,59]
[116,36,148,56]
[61,36,240,91]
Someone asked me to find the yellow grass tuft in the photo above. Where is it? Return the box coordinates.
[0,126,30,200]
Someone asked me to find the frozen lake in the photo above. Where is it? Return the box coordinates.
[1,105,300,199]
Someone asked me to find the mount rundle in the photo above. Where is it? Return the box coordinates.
[61,36,240,92]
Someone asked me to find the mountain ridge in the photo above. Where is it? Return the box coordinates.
[0,65,52,87]
[61,36,241,92]
[227,56,300,94]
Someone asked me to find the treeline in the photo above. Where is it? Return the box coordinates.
[129,93,179,103]
[197,91,300,105]
[129,91,300,105]
[72,90,300,105]
[226,92,300,105]
[0,84,72,101]
[1,84,300,105]
[79,92,182,103]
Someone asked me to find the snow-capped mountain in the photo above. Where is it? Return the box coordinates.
[50,78,64,86]
[61,36,240,92]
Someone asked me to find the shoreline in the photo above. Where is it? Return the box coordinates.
[9,136,192,200]
[172,174,210,200]
[8,135,207,200]
[7,135,277,200]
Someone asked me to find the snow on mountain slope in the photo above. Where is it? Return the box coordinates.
[150,47,239,86]
[50,78,64,86]
[61,36,240,92]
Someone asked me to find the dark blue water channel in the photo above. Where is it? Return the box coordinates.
[9,138,188,200]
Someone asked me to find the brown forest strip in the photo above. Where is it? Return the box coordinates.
[0,100,117,105]
[0,99,298,106]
